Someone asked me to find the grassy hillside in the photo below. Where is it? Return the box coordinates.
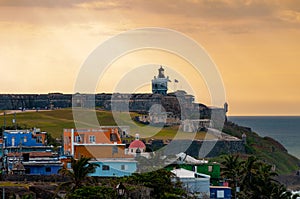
[0,109,213,141]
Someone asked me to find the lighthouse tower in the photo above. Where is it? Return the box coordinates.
[152,66,169,95]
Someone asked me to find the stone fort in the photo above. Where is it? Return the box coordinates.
[0,67,226,121]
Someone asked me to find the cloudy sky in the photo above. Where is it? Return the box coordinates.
[0,0,300,115]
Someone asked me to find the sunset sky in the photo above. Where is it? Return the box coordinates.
[0,0,300,116]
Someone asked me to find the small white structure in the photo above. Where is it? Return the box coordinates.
[176,152,208,164]
[181,119,211,132]
[171,168,210,198]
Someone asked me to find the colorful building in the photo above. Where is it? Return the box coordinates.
[89,159,137,177]
[63,127,137,177]
[210,186,231,199]
[63,127,131,159]
[166,163,221,186]
[2,129,46,148]
[1,129,62,175]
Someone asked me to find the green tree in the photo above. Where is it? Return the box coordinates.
[221,154,243,197]
[240,156,260,195]
[59,157,99,192]
[135,151,168,173]
[67,186,116,199]
[221,155,292,199]
[125,169,187,198]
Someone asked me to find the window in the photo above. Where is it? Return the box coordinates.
[67,163,71,169]
[89,135,95,143]
[121,165,127,170]
[208,166,213,172]
[80,134,85,143]
[192,166,196,172]
[112,146,118,154]
[12,137,15,146]
[110,133,117,142]
[46,167,51,172]
[23,136,27,143]
[102,165,110,171]
[25,168,31,174]
[217,190,224,198]
[75,136,81,143]
[36,136,42,143]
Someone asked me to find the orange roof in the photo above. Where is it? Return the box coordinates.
[74,145,133,159]
[64,128,122,144]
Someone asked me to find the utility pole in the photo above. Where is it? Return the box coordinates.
[2,186,5,199]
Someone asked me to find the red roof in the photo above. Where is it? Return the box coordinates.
[129,140,146,149]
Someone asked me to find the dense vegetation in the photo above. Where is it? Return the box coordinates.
[222,121,300,174]
[221,154,299,199]
[59,155,299,199]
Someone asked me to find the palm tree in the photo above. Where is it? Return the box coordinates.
[221,154,243,197]
[59,157,99,191]
[240,156,260,193]
[247,164,278,198]
[221,155,294,199]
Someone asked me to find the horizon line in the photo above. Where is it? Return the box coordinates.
[228,114,300,117]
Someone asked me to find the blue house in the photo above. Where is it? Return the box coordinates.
[1,129,62,175]
[0,130,45,156]
[23,162,61,175]
[3,129,46,147]
[88,159,137,177]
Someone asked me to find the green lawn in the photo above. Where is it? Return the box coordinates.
[0,109,217,141]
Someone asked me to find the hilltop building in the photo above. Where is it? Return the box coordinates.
[0,66,223,125]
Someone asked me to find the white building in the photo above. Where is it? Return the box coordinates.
[171,168,210,198]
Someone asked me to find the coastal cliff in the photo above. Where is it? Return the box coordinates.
[222,121,300,174]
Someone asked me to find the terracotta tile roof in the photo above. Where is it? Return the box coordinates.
[74,145,133,159]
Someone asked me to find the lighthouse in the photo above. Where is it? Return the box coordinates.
[152,66,169,95]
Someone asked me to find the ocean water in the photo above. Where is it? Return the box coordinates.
[228,116,300,159]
